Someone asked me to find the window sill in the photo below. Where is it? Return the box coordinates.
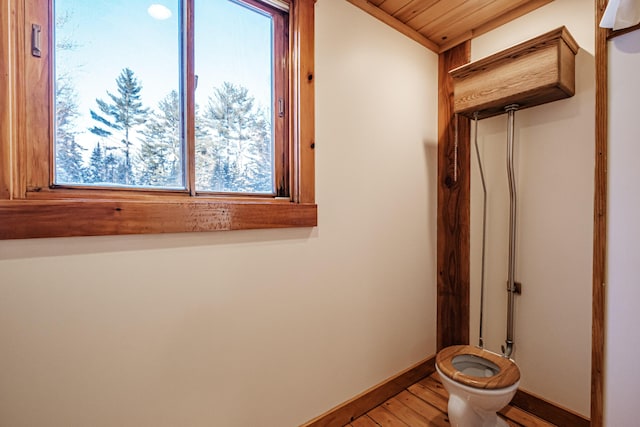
[0,198,317,239]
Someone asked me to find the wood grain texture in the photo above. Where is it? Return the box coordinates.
[306,366,586,427]
[450,27,578,119]
[378,0,413,17]
[0,0,15,199]
[394,390,449,426]
[11,0,27,198]
[0,199,317,239]
[498,406,556,427]
[348,416,378,427]
[300,356,436,427]
[406,379,448,412]
[428,0,528,42]
[512,388,590,427]
[392,0,440,24]
[420,0,532,40]
[347,0,552,53]
[380,396,431,426]
[348,372,562,427]
[24,0,50,191]
[292,0,316,203]
[591,1,608,426]
[437,42,470,351]
[366,406,406,426]
[407,0,467,33]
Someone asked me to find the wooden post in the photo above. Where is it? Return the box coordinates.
[437,41,471,351]
[591,0,608,425]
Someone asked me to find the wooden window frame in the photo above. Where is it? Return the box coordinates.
[0,0,316,239]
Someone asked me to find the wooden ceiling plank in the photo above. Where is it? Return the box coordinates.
[427,0,529,41]
[392,0,440,24]
[438,31,473,53]
[418,0,505,37]
[406,0,466,32]
[348,0,556,53]
[379,0,415,16]
[346,0,440,52]
[432,0,553,50]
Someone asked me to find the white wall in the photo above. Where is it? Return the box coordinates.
[605,29,640,426]
[0,0,439,425]
[469,0,594,416]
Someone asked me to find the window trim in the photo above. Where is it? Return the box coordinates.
[0,0,316,240]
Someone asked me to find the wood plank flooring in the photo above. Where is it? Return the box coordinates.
[345,372,556,427]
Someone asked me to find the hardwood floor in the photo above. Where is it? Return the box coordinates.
[345,372,556,427]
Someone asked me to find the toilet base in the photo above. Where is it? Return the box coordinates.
[447,392,509,427]
[436,360,519,427]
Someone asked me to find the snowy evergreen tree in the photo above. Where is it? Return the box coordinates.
[55,76,86,183]
[89,68,149,185]
[199,82,272,192]
[54,10,86,184]
[138,90,182,187]
[86,143,105,183]
[245,111,272,192]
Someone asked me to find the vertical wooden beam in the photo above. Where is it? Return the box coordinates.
[291,0,315,204]
[0,0,15,199]
[437,41,471,351]
[24,0,50,192]
[592,1,608,426]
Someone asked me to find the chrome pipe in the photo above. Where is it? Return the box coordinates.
[502,104,519,358]
[473,112,487,349]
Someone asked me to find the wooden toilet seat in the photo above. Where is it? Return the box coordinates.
[436,345,520,390]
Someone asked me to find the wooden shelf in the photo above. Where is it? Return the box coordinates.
[450,26,579,120]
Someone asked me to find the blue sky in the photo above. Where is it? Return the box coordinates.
[55,0,273,156]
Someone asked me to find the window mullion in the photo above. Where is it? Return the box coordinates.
[184,0,196,196]
[274,11,289,198]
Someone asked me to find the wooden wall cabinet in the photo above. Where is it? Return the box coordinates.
[450,26,579,119]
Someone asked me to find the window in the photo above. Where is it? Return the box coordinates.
[0,0,316,239]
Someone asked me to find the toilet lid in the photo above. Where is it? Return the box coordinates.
[436,345,520,389]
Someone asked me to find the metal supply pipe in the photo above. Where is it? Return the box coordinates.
[473,112,488,349]
[502,104,519,358]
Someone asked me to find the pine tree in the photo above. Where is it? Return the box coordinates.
[138,90,182,187]
[89,68,149,185]
[199,82,272,192]
[55,76,86,183]
[87,143,106,183]
[54,9,86,184]
[245,110,272,192]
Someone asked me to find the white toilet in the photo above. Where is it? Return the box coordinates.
[435,345,520,427]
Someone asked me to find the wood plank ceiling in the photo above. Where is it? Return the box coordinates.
[346,0,555,53]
